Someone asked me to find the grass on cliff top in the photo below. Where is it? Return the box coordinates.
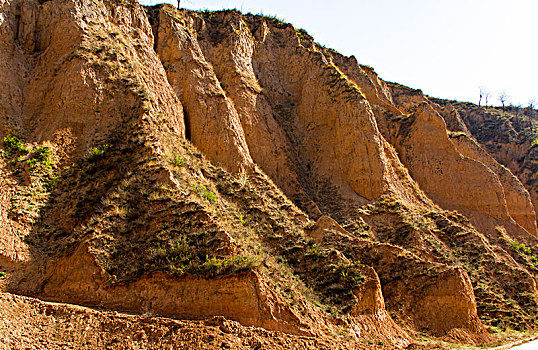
[440,100,538,144]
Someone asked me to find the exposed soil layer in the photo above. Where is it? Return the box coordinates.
[0,0,537,348]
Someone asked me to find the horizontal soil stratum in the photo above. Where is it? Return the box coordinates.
[0,0,537,348]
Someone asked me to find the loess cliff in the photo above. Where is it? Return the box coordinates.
[0,0,537,348]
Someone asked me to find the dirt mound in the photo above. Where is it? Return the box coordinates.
[0,291,379,350]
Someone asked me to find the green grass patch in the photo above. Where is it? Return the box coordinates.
[88,144,111,161]
[28,146,53,170]
[333,261,365,288]
[168,153,186,167]
[295,28,312,42]
[198,254,261,277]
[262,13,286,26]
[199,9,218,19]
[3,134,28,158]
[192,183,218,203]
[510,240,532,255]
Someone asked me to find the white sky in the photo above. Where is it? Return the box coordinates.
[140,0,538,106]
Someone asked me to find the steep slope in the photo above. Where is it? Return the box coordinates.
[0,0,537,348]
[381,84,537,238]
[435,99,538,230]
[147,5,537,331]
[0,0,414,345]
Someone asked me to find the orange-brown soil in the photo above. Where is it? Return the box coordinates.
[0,0,536,348]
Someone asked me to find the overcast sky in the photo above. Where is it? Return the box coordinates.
[140,0,538,106]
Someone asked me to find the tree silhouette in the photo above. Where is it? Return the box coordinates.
[484,91,491,107]
[479,87,491,107]
[479,87,485,106]
[498,91,509,110]
[528,98,536,132]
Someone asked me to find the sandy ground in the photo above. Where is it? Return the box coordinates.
[510,339,538,349]
[490,336,538,350]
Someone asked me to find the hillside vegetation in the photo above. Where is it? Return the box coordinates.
[0,0,536,348]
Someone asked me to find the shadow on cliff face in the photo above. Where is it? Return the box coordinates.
[2,133,405,343]
[0,0,183,288]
